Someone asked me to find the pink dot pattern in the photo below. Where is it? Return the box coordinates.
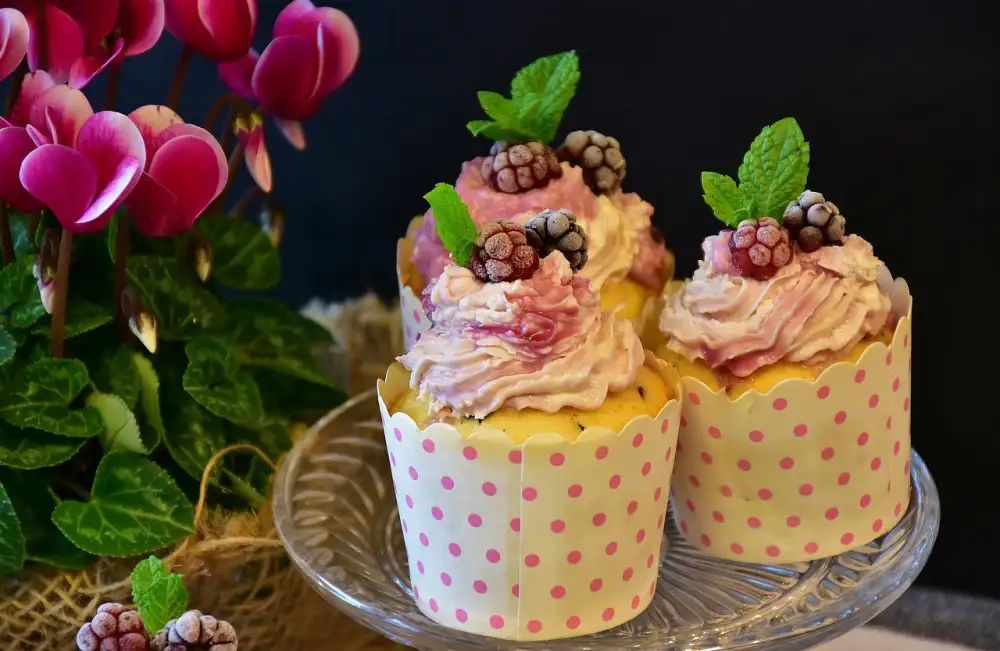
[671,315,913,563]
[399,276,432,352]
[379,364,682,641]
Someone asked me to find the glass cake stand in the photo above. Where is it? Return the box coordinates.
[273,391,939,651]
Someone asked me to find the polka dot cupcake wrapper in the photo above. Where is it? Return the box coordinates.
[672,305,913,564]
[377,353,682,641]
[397,234,431,352]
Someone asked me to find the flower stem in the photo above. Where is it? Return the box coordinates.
[113,215,130,341]
[218,105,238,152]
[165,46,193,110]
[3,60,27,117]
[49,230,73,358]
[0,202,15,265]
[232,185,262,219]
[105,62,122,111]
[35,0,48,70]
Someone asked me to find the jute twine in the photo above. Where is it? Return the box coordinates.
[0,297,408,651]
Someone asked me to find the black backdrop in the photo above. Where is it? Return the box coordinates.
[3,0,998,597]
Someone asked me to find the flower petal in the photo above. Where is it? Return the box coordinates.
[26,6,85,83]
[126,172,180,237]
[120,0,166,56]
[49,0,119,45]
[275,3,359,95]
[166,0,254,62]
[128,104,183,159]
[75,111,146,198]
[275,118,306,150]
[19,144,97,229]
[217,49,258,102]
[8,70,55,126]
[68,38,124,89]
[273,0,314,38]
[26,123,51,147]
[0,125,43,212]
[251,34,320,121]
[162,123,227,196]
[240,126,272,193]
[75,155,143,233]
[145,134,227,235]
[0,8,30,83]
[29,84,94,147]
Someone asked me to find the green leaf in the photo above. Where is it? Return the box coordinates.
[0,358,102,438]
[0,468,93,569]
[0,256,46,329]
[478,91,518,124]
[51,451,194,556]
[32,299,113,339]
[701,172,746,227]
[424,183,477,267]
[222,298,334,387]
[509,51,580,143]
[133,353,165,436]
[0,422,85,469]
[230,418,292,460]
[182,337,264,426]
[253,370,346,419]
[737,117,810,220]
[138,574,189,635]
[0,477,25,577]
[8,212,36,258]
[162,390,227,482]
[126,256,223,340]
[0,326,14,367]
[91,346,140,410]
[88,393,147,454]
[130,556,169,602]
[465,120,528,142]
[196,218,280,290]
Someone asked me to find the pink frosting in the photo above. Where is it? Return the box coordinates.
[659,234,892,378]
[399,253,644,419]
[410,159,665,291]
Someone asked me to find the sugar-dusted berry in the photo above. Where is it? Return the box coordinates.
[468,220,540,283]
[77,603,149,651]
[482,141,562,194]
[726,218,793,280]
[557,130,627,194]
[524,209,589,272]
[783,190,848,249]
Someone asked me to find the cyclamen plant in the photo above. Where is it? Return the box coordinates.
[0,1,356,576]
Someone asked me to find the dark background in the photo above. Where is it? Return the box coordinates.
[4,0,997,597]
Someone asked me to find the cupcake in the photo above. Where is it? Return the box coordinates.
[657,118,913,563]
[379,184,681,640]
[398,51,674,350]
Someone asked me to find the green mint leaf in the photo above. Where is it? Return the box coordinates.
[465,120,531,142]
[478,91,519,124]
[0,477,25,577]
[131,556,170,603]
[196,218,281,290]
[0,256,46,329]
[88,393,147,455]
[127,256,223,340]
[182,337,264,426]
[51,451,194,557]
[133,353,165,437]
[0,358,103,438]
[700,172,745,227]
[0,468,93,569]
[161,388,226,483]
[737,117,810,220]
[32,299,113,339]
[137,574,189,636]
[0,326,14,367]
[0,421,85,469]
[509,51,580,143]
[90,346,140,410]
[424,183,477,267]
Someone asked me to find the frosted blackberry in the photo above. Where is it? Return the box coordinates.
[557,130,626,194]
[524,209,589,272]
[151,610,237,651]
[783,190,848,251]
[77,603,149,651]
[468,220,540,283]
[482,141,562,194]
[727,218,793,280]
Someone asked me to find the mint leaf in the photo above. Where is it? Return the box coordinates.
[0,358,102,438]
[465,120,527,142]
[88,393,147,454]
[0,477,25,577]
[182,337,264,426]
[162,389,226,483]
[0,422,85,469]
[32,299,113,339]
[424,183,477,267]
[127,256,223,340]
[133,353,165,436]
[51,451,194,556]
[701,172,745,227]
[510,51,580,143]
[131,556,170,603]
[196,218,280,290]
[0,468,93,569]
[0,326,14,367]
[737,117,810,220]
[478,91,518,124]
[91,346,140,410]
[137,574,189,635]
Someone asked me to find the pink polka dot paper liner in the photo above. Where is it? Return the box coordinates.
[397,223,433,352]
[376,352,682,641]
[672,301,913,564]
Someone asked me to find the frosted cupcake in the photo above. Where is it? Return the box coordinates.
[657,118,913,563]
[380,184,681,640]
[398,51,673,350]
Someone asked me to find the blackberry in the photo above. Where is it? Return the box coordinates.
[557,130,626,194]
[482,141,562,194]
[151,610,237,651]
[468,220,540,283]
[727,218,793,280]
[524,209,589,272]
[783,190,847,251]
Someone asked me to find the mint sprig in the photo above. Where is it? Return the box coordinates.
[467,51,580,144]
[701,117,810,227]
[424,183,477,267]
[131,556,190,636]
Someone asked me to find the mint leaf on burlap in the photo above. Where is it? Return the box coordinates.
[131,556,189,636]
[0,477,25,577]
[424,183,477,266]
[51,452,194,557]
[737,117,810,220]
[0,358,102,438]
[196,218,280,290]
[182,337,264,426]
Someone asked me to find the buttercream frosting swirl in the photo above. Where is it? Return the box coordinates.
[660,234,891,378]
[399,253,644,419]
[411,160,664,291]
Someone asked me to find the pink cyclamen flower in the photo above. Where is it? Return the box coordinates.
[126,105,228,237]
[234,111,272,193]
[165,0,257,62]
[19,111,146,234]
[218,0,359,149]
[0,8,29,83]
[70,0,167,89]
[0,118,44,213]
